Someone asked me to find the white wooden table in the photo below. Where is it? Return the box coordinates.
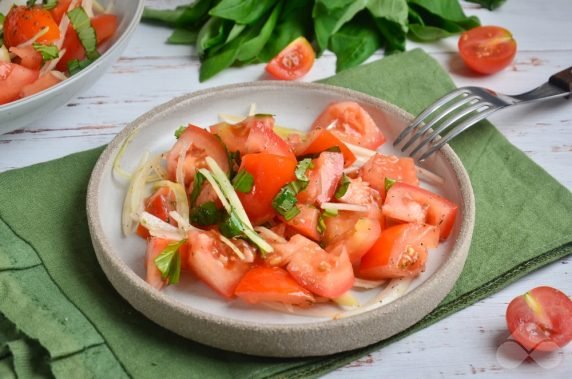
[1,1,570,377]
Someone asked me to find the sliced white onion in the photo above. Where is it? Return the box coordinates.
[82,0,95,18]
[168,211,198,233]
[175,140,191,189]
[139,212,185,240]
[104,0,115,13]
[155,180,189,221]
[16,27,49,48]
[320,202,369,213]
[218,114,244,124]
[113,129,139,181]
[353,278,387,289]
[325,120,337,130]
[248,103,256,116]
[218,235,246,261]
[344,142,377,158]
[0,45,10,63]
[415,166,445,185]
[197,168,232,213]
[253,226,287,244]
[333,292,360,308]
[49,70,68,81]
[39,48,67,77]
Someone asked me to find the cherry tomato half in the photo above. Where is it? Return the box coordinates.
[265,37,315,80]
[458,25,517,75]
[3,6,60,48]
[506,286,572,352]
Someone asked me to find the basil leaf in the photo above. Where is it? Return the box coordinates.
[190,201,225,226]
[295,158,313,182]
[385,177,397,193]
[196,17,231,57]
[32,43,59,62]
[167,29,198,45]
[219,212,243,238]
[67,58,94,76]
[189,172,206,207]
[313,0,368,54]
[258,0,312,62]
[67,7,100,60]
[236,1,282,62]
[466,0,506,10]
[329,14,381,72]
[408,0,480,31]
[282,206,301,221]
[43,0,57,10]
[408,24,454,42]
[142,8,185,26]
[272,184,299,220]
[225,23,246,44]
[143,0,213,27]
[368,0,408,53]
[232,169,254,193]
[154,240,186,285]
[334,174,351,199]
[26,0,36,6]
[209,0,278,25]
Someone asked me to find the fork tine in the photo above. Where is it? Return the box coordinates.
[393,88,469,146]
[399,95,480,152]
[408,102,493,158]
[417,107,499,161]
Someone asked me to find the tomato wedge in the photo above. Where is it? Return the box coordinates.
[187,230,250,298]
[0,63,39,105]
[336,177,382,218]
[235,266,315,306]
[92,14,119,44]
[9,46,43,71]
[295,129,356,167]
[311,101,385,149]
[359,223,439,280]
[359,154,418,198]
[324,214,381,266]
[382,183,458,240]
[458,25,517,75]
[20,71,63,98]
[297,151,344,205]
[166,124,230,186]
[285,235,354,298]
[237,153,297,225]
[145,237,173,290]
[3,6,60,48]
[265,37,315,80]
[506,286,572,352]
[50,0,74,23]
[283,204,321,241]
[136,187,177,239]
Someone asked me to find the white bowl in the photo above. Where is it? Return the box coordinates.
[0,0,144,134]
[87,82,475,357]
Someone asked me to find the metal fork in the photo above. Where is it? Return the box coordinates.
[394,66,572,161]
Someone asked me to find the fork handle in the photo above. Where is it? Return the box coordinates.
[549,66,572,92]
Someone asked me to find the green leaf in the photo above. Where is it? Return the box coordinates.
[283,206,301,221]
[367,0,409,53]
[232,169,254,193]
[190,201,225,226]
[334,174,351,199]
[385,177,397,193]
[225,23,247,44]
[272,184,299,220]
[199,44,238,81]
[209,0,278,25]
[43,0,58,10]
[235,1,282,62]
[142,8,185,26]
[189,172,206,207]
[408,24,454,42]
[167,29,198,45]
[407,0,480,30]
[219,212,244,238]
[32,43,59,63]
[196,17,230,57]
[466,0,506,10]
[174,126,186,139]
[329,14,381,72]
[67,58,94,76]
[295,158,313,182]
[67,7,99,60]
[313,0,369,54]
[154,240,186,285]
[142,0,213,27]
[258,0,313,62]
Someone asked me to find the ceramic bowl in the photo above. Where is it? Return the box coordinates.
[87,81,475,357]
[0,0,144,134]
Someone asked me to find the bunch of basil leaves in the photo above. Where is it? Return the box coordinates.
[142,0,504,82]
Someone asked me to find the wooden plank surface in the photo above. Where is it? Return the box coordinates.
[0,0,570,377]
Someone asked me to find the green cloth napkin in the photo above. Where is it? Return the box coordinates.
[1,49,571,378]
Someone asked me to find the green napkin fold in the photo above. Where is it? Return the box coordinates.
[1,49,571,378]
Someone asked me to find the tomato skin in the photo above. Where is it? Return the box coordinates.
[336,177,382,219]
[9,46,43,70]
[286,235,354,298]
[458,26,517,75]
[297,151,344,205]
[145,238,173,290]
[359,154,418,199]
[0,63,40,105]
[92,14,118,45]
[237,153,297,225]
[506,286,572,352]
[50,0,74,23]
[136,187,177,239]
[295,129,356,167]
[56,27,85,72]
[283,204,321,241]
[187,230,251,298]
[359,223,439,280]
[235,266,315,306]
[265,37,315,80]
[166,124,230,186]
[382,183,458,240]
[20,71,63,98]
[311,101,385,150]
[324,215,381,266]
[3,6,60,48]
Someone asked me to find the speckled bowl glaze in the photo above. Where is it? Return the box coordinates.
[87,81,475,357]
[0,0,144,134]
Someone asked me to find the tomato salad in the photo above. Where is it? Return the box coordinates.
[0,0,118,105]
[120,102,458,315]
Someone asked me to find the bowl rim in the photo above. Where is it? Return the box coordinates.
[86,81,475,356]
[0,0,145,111]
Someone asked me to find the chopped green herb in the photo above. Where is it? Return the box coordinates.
[26,0,36,6]
[253,113,274,118]
[189,171,205,207]
[288,179,308,194]
[334,174,351,199]
[219,212,243,238]
[43,0,58,10]
[32,43,59,62]
[317,208,338,235]
[272,184,299,220]
[323,208,338,217]
[231,169,254,193]
[67,7,100,60]
[67,58,94,76]
[384,177,397,193]
[295,158,313,182]
[282,206,301,221]
[154,240,186,285]
[190,201,225,226]
[227,150,241,177]
[174,126,187,139]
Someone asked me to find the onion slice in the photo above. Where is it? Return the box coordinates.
[139,212,185,240]
[320,202,369,213]
[155,180,189,222]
